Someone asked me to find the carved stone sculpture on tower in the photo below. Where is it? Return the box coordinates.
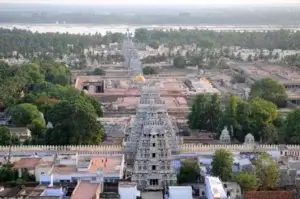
[220,126,231,144]
[125,85,179,190]
[244,133,255,145]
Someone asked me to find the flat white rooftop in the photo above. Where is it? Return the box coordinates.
[169,186,193,199]
[206,176,227,199]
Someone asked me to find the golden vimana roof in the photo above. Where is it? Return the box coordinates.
[135,75,146,82]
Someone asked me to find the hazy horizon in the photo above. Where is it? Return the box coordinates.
[1,0,299,6]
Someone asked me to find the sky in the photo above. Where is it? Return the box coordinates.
[1,0,299,5]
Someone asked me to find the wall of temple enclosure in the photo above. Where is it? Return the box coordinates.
[1,144,300,154]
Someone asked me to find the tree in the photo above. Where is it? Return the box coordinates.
[208,94,222,132]
[45,98,104,145]
[254,153,279,190]
[0,126,20,145]
[188,93,222,132]
[27,118,46,138]
[250,77,287,107]
[237,52,242,61]
[247,54,252,62]
[40,61,71,86]
[143,66,158,75]
[254,53,258,61]
[235,170,260,192]
[177,159,200,184]
[134,28,150,43]
[219,95,243,137]
[11,103,42,127]
[282,109,300,144]
[211,149,233,181]
[19,63,44,85]
[85,95,103,117]
[259,49,264,59]
[0,163,17,183]
[249,98,278,143]
[173,56,186,68]
[232,73,246,84]
[148,40,160,49]
[88,68,106,76]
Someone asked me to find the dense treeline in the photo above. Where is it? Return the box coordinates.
[135,28,300,50]
[188,78,288,144]
[1,28,300,61]
[0,28,124,58]
[0,60,104,145]
[1,8,300,25]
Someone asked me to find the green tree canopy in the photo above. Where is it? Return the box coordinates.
[0,164,17,183]
[143,66,158,75]
[0,58,104,145]
[188,93,222,132]
[254,153,279,190]
[0,126,20,145]
[148,40,160,49]
[173,56,186,68]
[219,95,243,136]
[249,98,278,143]
[235,170,260,192]
[250,78,287,107]
[219,95,279,143]
[177,159,200,184]
[88,68,106,76]
[282,109,300,144]
[135,28,150,43]
[11,103,42,127]
[45,98,103,145]
[0,60,71,107]
[39,61,71,86]
[211,149,233,181]
[27,82,103,117]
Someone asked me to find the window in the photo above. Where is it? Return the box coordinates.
[152,153,156,158]
[152,165,156,170]
[82,85,89,90]
[152,143,156,147]
[149,179,159,185]
[95,85,104,93]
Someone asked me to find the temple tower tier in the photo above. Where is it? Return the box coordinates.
[125,85,179,190]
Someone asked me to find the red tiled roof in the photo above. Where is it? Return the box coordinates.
[13,158,42,169]
[244,191,293,199]
[71,180,101,199]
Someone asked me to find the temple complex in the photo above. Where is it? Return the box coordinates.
[129,86,178,190]
[125,84,179,165]
[3,39,300,199]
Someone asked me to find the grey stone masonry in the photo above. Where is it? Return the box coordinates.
[126,85,179,190]
[122,37,143,76]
